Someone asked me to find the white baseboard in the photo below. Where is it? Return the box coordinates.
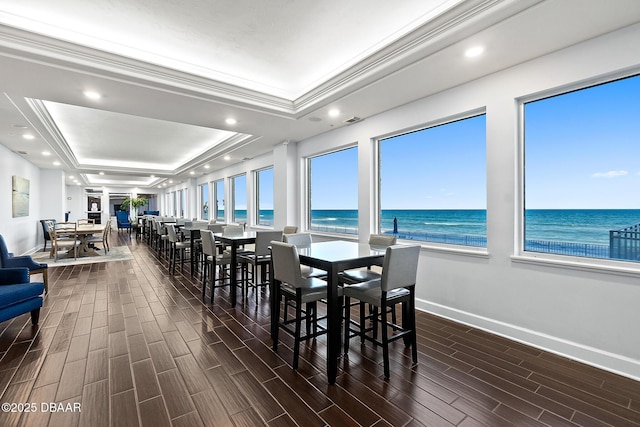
[416,298,640,382]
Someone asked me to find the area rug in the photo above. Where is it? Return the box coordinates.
[31,246,134,267]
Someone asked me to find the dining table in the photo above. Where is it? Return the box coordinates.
[63,223,106,257]
[269,240,386,384]
[215,231,257,307]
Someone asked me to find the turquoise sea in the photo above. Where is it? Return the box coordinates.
[246,209,640,245]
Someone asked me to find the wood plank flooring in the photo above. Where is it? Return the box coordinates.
[0,232,638,426]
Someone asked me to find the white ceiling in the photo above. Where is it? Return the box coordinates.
[0,0,639,189]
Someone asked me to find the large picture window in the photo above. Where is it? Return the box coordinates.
[214,179,224,222]
[524,74,640,262]
[256,167,274,226]
[308,147,358,234]
[378,114,486,247]
[231,174,247,224]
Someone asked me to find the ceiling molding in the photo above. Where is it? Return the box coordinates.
[0,23,296,115]
[292,0,542,114]
[23,97,79,168]
[0,0,541,120]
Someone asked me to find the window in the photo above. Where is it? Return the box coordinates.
[378,114,486,247]
[200,183,209,220]
[171,191,177,217]
[179,189,186,217]
[214,179,225,222]
[308,147,358,234]
[524,74,640,262]
[256,167,274,226]
[231,174,247,223]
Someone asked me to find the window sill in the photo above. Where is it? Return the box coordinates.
[415,242,489,258]
[511,253,640,278]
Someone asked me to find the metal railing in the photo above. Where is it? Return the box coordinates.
[610,222,640,261]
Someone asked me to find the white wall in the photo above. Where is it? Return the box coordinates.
[295,24,640,379]
[0,144,42,254]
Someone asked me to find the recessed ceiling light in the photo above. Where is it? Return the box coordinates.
[465,46,484,58]
[83,90,102,100]
[76,182,81,186]
[53,161,60,166]
[328,109,340,117]
[150,174,155,178]
[189,171,195,175]
[169,180,173,183]
[225,118,237,125]
[204,165,210,169]
[163,183,167,186]
[68,175,75,179]
[12,124,28,129]
[23,134,35,140]
[99,171,105,175]
[42,151,51,156]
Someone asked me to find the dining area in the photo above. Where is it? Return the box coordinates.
[137,215,422,385]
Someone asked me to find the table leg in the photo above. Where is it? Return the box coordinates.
[190,237,195,276]
[230,242,237,307]
[327,266,340,384]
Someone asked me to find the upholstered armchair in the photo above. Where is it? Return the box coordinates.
[0,234,48,294]
[0,267,45,325]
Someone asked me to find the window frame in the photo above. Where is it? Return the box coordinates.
[306,145,359,235]
[214,179,225,222]
[231,173,247,224]
[255,166,274,227]
[199,182,209,220]
[375,110,488,250]
[515,70,640,273]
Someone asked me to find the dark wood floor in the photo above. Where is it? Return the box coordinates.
[1,232,639,427]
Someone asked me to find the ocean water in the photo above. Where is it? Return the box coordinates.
[249,209,640,246]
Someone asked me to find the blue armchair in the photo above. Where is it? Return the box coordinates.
[0,268,44,325]
[0,234,48,294]
[116,211,132,231]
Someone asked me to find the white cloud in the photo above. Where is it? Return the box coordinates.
[592,170,628,178]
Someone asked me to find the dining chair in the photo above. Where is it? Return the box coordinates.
[339,234,399,333]
[88,221,110,253]
[271,241,334,370]
[39,219,56,252]
[77,218,95,226]
[282,233,326,279]
[200,230,231,303]
[238,230,283,303]
[167,224,189,274]
[48,222,81,261]
[283,225,298,234]
[343,244,421,379]
[0,234,49,294]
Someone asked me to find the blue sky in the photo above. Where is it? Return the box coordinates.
[525,74,640,209]
[309,74,640,211]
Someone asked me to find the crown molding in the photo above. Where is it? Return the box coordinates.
[0,0,541,119]
[293,0,542,115]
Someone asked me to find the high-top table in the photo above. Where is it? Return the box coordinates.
[270,240,386,384]
[216,231,257,307]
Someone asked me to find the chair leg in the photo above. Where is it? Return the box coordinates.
[31,308,40,325]
[381,304,390,379]
[293,295,302,370]
[344,296,351,354]
[43,269,48,294]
